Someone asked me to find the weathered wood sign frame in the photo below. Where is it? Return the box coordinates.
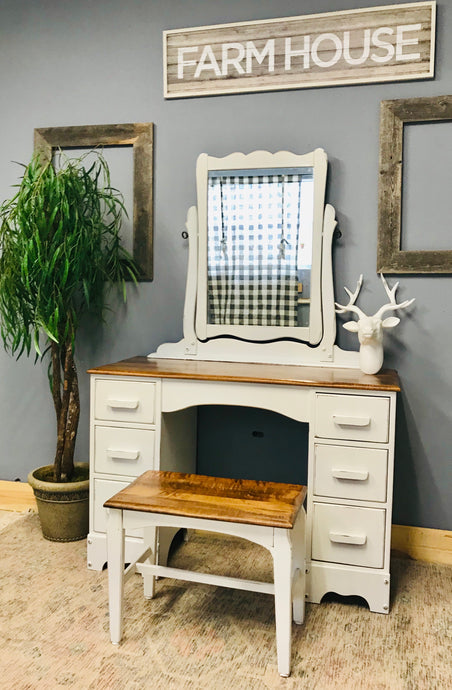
[164,2,436,99]
[34,123,154,281]
[378,95,452,274]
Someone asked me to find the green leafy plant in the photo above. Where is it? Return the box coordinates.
[0,150,138,482]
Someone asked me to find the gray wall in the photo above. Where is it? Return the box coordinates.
[0,0,450,530]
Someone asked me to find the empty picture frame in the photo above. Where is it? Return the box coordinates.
[378,95,452,273]
[34,123,154,281]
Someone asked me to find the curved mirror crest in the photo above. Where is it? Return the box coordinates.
[196,149,327,345]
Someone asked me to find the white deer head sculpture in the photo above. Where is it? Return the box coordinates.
[335,274,415,375]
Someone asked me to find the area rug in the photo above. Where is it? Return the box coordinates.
[0,512,451,689]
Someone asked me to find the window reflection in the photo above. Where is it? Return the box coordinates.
[207,168,314,327]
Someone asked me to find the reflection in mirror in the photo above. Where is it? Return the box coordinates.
[207,167,314,329]
[195,149,327,345]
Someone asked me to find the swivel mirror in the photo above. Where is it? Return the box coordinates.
[152,148,358,367]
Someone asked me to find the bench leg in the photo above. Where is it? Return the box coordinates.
[142,526,156,599]
[106,508,125,644]
[292,508,306,625]
[272,528,293,678]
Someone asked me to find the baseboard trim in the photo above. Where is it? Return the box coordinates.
[0,480,37,512]
[0,480,451,564]
[391,524,452,566]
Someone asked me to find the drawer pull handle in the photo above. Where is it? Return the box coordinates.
[332,415,370,427]
[107,450,140,462]
[331,469,369,481]
[107,399,139,410]
[329,531,367,546]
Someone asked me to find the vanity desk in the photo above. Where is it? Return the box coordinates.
[88,355,399,614]
[88,148,405,614]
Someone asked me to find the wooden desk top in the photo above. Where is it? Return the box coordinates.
[104,470,307,529]
[88,356,400,392]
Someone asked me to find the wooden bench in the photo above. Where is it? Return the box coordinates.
[104,470,307,677]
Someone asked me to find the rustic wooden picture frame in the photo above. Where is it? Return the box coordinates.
[378,96,452,274]
[34,123,154,281]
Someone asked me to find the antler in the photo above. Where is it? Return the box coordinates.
[373,274,415,320]
[335,274,366,318]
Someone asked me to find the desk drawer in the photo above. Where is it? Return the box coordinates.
[93,478,139,536]
[312,503,385,568]
[94,426,155,476]
[314,444,388,502]
[94,379,156,424]
[315,394,390,443]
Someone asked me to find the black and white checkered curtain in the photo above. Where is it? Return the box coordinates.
[207,174,302,327]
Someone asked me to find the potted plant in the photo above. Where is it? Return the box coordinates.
[0,149,138,541]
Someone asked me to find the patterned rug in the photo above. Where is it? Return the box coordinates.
[0,512,451,689]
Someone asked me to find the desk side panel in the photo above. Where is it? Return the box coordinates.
[160,407,197,474]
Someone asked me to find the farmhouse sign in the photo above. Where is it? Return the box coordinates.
[163,2,436,98]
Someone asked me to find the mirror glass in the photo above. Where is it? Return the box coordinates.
[195,149,327,345]
[207,167,314,329]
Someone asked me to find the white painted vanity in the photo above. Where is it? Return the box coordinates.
[88,149,401,613]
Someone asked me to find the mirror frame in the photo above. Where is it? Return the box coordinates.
[378,95,452,274]
[195,148,327,344]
